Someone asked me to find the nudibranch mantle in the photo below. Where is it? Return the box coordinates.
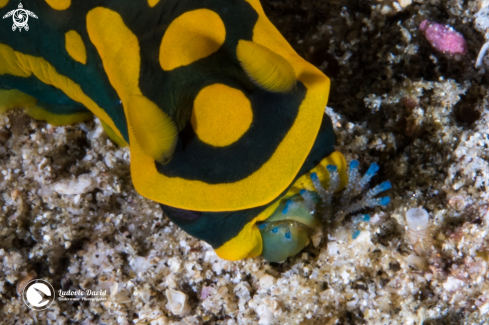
[0,0,337,261]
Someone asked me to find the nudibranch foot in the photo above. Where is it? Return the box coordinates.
[0,88,92,126]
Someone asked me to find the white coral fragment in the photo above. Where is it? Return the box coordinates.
[52,174,97,195]
[165,289,190,317]
[479,302,489,315]
[443,276,464,292]
[406,254,428,270]
[255,304,276,325]
[109,282,132,304]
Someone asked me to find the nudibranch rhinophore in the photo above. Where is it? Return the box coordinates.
[0,0,345,261]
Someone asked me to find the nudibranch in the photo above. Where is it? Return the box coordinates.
[0,0,346,261]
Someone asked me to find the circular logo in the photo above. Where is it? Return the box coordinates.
[22,280,55,310]
[13,9,29,28]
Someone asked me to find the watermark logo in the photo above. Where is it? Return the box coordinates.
[2,2,38,32]
[58,289,108,302]
[22,280,55,311]
[22,278,109,310]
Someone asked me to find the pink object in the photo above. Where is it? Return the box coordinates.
[200,285,214,300]
[419,20,467,55]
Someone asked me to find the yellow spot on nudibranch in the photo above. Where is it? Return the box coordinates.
[159,9,225,71]
[0,0,9,9]
[45,0,70,10]
[87,7,178,162]
[0,43,124,140]
[236,40,296,93]
[65,30,87,64]
[191,84,252,147]
[147,0,160,7]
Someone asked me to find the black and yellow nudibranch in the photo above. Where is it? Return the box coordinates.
[0,0,347,261]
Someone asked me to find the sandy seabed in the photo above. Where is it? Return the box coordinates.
[2,0,489,324]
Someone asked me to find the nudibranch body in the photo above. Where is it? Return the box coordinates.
[0,0,342,261]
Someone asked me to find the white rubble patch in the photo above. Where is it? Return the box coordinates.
[443,277,464,292]
[52,174,98,195]
[479,303,489,315]
[255,304,276,325]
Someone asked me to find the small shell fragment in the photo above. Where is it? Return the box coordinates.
[448,194,466,211]
[165,289,190,317]
[109,282,132,304]
[407,254,429,270]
